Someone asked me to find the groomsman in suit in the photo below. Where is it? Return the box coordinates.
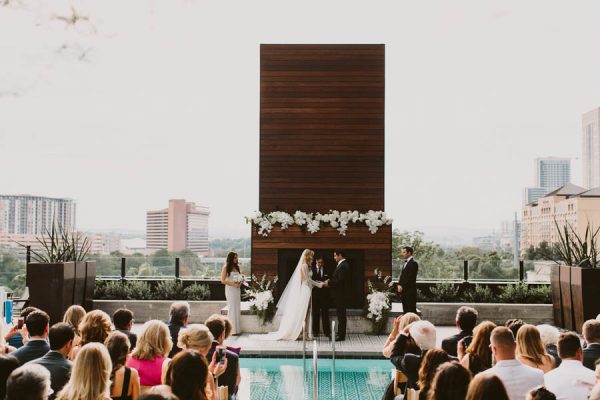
[325,249,352,341]
[397,246,418,313]
[311,255,331,339]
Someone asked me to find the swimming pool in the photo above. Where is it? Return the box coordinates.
[237,358,391,400]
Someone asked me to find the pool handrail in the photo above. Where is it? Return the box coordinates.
[313,340,318,400]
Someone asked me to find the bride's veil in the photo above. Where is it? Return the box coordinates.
[275,249,307,318]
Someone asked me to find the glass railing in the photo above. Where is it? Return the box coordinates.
[392,259,464,281]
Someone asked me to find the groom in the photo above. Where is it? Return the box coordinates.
[325,249,351,341]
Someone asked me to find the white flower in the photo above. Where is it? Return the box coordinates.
[330,220,339,228]
[307,220,320,234]
[249,290,274,311]
[367,291,391,321]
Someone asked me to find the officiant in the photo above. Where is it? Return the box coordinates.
[311,254,332,339]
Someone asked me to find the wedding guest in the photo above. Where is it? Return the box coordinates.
[417,348,450,400]
[382,312,421,358]
[11,310,50,365]
[105,331,140,400]
[164,350,211,400]
[168,302,190,358]
[536,324,561,367]
[70,309,112,360]
[139,391,180,400]
[56,343,112,400]
[442,306,478,357]
[0,323,16,354]
[428,361,472,400]
[583,319,600,370]
[221,317,240,355]
[506,319,525,338]
[0,355,19,399]
[526,386,557,400]
[113,308,138,350]
[466,374,510,400]
[205,315,240,399]
[516,324,555,373]
[460,321,496,375]
[127,320,172,391]
[62,305,86,347]
[6,364,52,400]
[390,320,437,388]
[220,252,241,336]
[4,307,39,349]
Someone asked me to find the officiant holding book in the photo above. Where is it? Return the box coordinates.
[311,254,331,339]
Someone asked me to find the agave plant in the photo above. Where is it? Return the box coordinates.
[16,220,90,263]
[554,219,600,268]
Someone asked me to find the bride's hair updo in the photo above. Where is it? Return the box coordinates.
[303,249,315,265]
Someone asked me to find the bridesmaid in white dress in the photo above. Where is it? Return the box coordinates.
[221,252,242,335]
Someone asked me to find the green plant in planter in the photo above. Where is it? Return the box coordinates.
[427,282,460,302]
[183,284,211,301]
[17,221,90,262]
[498,283,551,304]
[554,219,600,268]
[154,280,185,300]
[463,284,495,303]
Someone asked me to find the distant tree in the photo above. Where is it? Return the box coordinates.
[392,230,444,261]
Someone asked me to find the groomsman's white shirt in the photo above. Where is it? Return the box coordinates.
[544,360,595,400]
[482,359,544,400]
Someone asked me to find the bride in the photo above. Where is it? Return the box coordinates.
[258,249,324,340]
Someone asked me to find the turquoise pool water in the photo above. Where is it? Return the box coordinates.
[237,358,391,400]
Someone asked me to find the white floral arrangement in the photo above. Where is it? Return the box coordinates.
[248,290,273,311]
[243,274,278,325]
[245,209,393,237]
[366,268,395,334]
[366,291,391,322]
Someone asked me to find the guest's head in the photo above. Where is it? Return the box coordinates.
[490,326,516,361]
[48,323,75,356]
[417,348,450,396]
[409,320,436,350]
[26,310,50,338]
[456,306,478,333]
[527,386,557,400]
[506,318,525,338]
[164,350,209,400]
[399,312,421,331]
[0,355,19,399]
[79,309,112,345]
[223,318,233,340]
[169,302,191,326]
[225,252,239,275]
[583,319,600,345]
[105,331,131,382]
[204,315,226,344]
[62,305,86,336]
[55,343,111,400]
[466,373,510,400]
[428,361,472,400]
[466,321,496,368]
[557,332,582,361]
[536,324,559,347]
[132,320,172,361]
[178,324,213,357]
[6,364,52,400]
[113,308,135,331]
[517,324,549,366]
[20,307,40,321]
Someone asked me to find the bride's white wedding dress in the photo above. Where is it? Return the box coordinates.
[256,250,323,340]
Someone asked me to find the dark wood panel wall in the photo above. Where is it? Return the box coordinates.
[254,44,391,298]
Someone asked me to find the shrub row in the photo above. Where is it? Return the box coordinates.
[94,280,210,301]
[418,282,551,304]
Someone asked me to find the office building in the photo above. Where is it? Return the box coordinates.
[0,194,76,235]
[583,107,600,189]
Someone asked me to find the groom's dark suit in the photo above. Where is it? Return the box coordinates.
[398,257,418,313]
[328,259,352,339]
[311,264,331,337]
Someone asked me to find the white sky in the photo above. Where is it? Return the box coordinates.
[1,0,599,237]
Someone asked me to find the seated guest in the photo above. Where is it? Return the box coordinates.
[56,342,112,400]
[544,332,595,400]
[506,319,525,338]
[390,320,437,388]
[0,324,16,354]
[127,320,172,391]
[466,374,510,400]
[428,361,472,400]
[482,327,544,400]
[205,315,240,399]
[527,386,557,400]
[460,321,496,375]
[0,355,19,399]
[4,307,39,349]
[417,348,451,400]
[70,309,112,360]
[383,312,421,358]
[164,350,213,400]
[26,322,74,399]
[105,331,140,400]
[583,319,600,370]
[221,318,240,355]
[139,391,180,400]
[516,324,555,373]
[5,364,52,400]
[536,324,561,367]
[113,308,137,350]
[167,302,190,358]
[11,310,50,365]
[62,305,86,348]
[442,306,478,357]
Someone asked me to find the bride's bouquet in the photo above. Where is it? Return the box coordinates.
[230,272,246,286]
[366,268,395,334]
[243,274,278,325]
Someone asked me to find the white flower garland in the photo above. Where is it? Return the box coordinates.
[245,210,393,237]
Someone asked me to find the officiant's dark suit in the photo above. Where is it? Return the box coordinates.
[398,246,418,313]
[311,256,331,338]
[327,250,352,341]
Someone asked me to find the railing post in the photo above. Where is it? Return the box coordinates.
[312,340,318,400]
[26,246,31,265]
[175,257,180,282]
[331,320,336,397]
[519,260,524,282]
[120,257,126,282]
[302,321,306,373]
[463,260,468,282]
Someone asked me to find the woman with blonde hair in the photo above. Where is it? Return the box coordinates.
[516,324,555,373]
[383,312,421,358]
[56,342,112,400]
[460,321,496,375]
[105,331,141,400]
[127,320,172,391]
[70,309,112,360]
[63,305,86,353]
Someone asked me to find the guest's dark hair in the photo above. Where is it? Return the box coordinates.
[204,314,225,340]
[5,364,51,400]
[165,350,209,400]
[0,355,19,399]
[402,246,414,255]
[528,386,557,400]
[49,322,75,350]
[557,332,581,359]
[418,348,450,398]
[225,252,239,276]
[465,374,509,400]
[456,306,478,332]
[25,310,50,337]
[105,331,131,388]
[20,307,39,320]
[505,318,525,337]
[113,308,134,330]
[333,249,345,258]
[428,361,471,400]
[139,392,180,400]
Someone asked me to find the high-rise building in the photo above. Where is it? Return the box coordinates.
[146,199,209,255]
[523,157,571,205]
[0,194,76,235]
[583,107,600,189]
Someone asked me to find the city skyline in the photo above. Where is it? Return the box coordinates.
[1,1,600,236]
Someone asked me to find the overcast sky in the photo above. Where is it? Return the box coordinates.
[1,0,599,237]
